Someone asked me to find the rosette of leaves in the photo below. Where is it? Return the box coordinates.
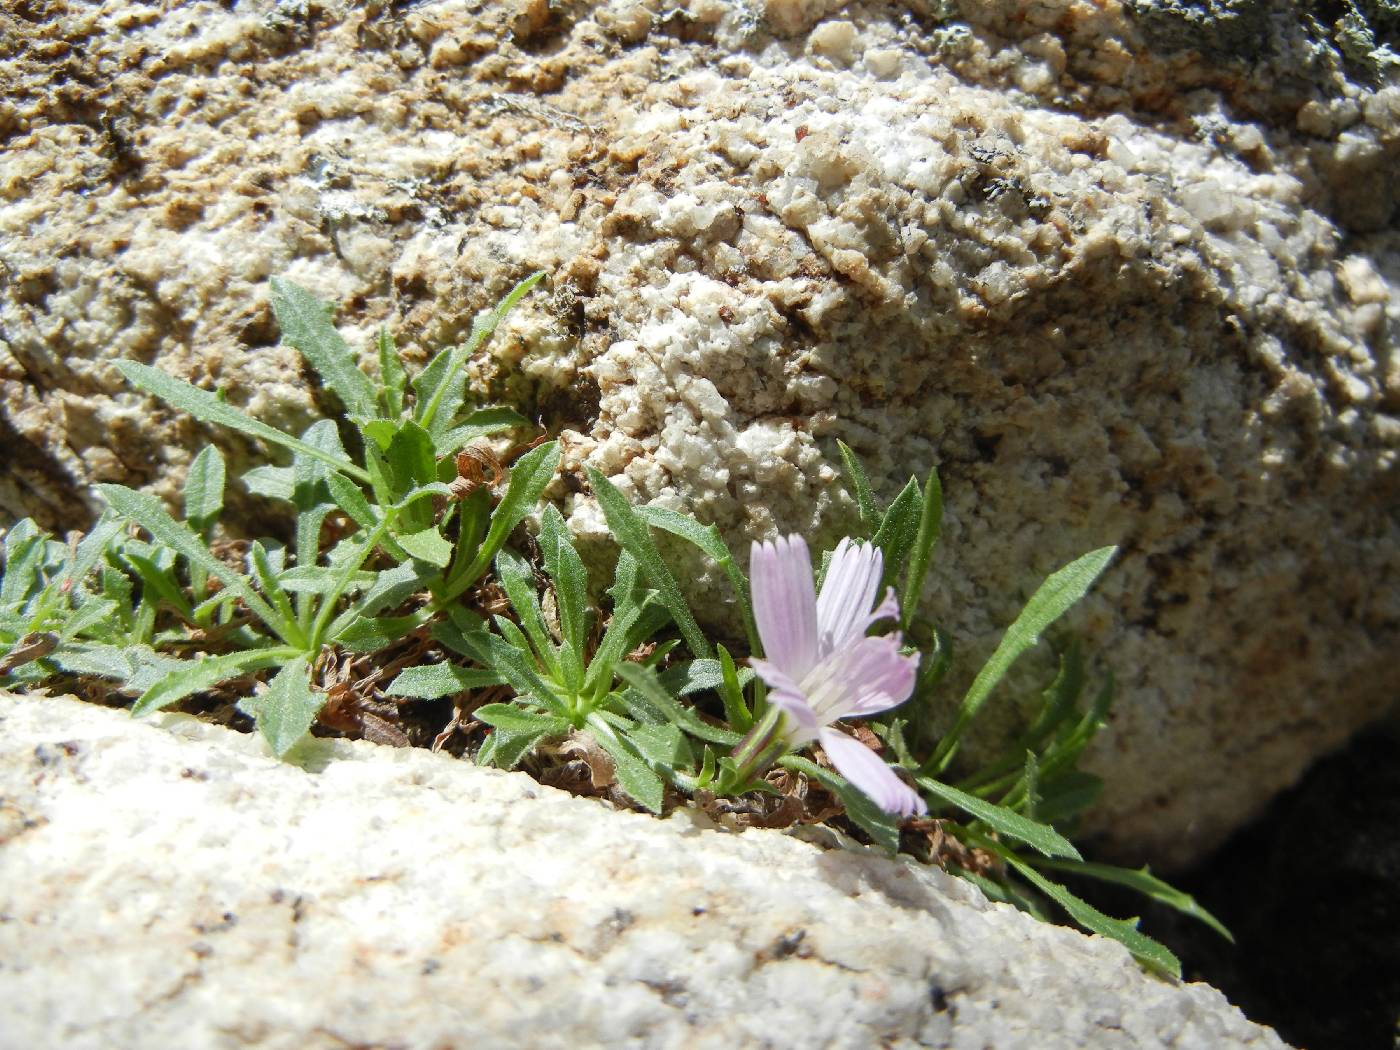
[1,273,556,758]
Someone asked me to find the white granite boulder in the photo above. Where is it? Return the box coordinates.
[0,693,1289,1050]
[2,1,1397,868]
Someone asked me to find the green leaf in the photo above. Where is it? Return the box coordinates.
[57,596,119,641]
[387,662,506,699]
[243,464,296,502]
[240,657,325,759]
[453,627,569,718]
[915,774,1081,859]
[628,722,694,772]
[436,406,530,457]
[183,446,226,534]
[870,476,921,595]
[355,560,435,618]
[930,547,1117,772]
[475,703,571,737]
[657,656,755,698]
[901,467,942,630]
[716,645,752,731]
[782,754,902,853]
[132,647,296,716]
[96,484,285,636]
[332,613,427,652]
[325,473,378,529]
[275,565,378,595]
[115,362,369,483]
[494,547,559,677]
[615,662,742,746]
[1030,857,1233,942]
[1,520,43,612]
[269,278,377,419]
[636,505,757,652]
[836,440,877,534]
[587,714,664,813]
[386,420,437,530]
[397,526,453,568]
[377,326,407,419]
[414,271,545,436]
[994,845,1181,979]
[249,541,303,645]
[587,468,710,659]
[478,725,551,770]
[540,505,589,670]
[444,440,559,599]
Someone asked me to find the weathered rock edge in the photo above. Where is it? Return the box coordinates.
[0,693,1287,1050]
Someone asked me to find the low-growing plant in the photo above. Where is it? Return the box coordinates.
[0,274,1228,978]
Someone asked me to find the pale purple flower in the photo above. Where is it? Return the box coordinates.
[749,535,927,818]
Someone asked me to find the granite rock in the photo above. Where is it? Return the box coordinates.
[0,692,1290,1050]
[1,1,1397,867]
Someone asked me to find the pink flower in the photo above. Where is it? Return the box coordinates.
[749,535,927,818]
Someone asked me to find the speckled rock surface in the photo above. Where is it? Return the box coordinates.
[0,692,1290,1050]
[1,1,1396,867]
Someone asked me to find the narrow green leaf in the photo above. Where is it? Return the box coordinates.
[275,566,378,595]
[115,362,369,482]
[332,613,427,652]
[386,420,437,530]
[325,473,378,529]
[870,477,921,595]
[915,775,1082,860]
[243,464,296,502]
[494,548,559,677]
[453,627,570,717]
[436,406,530,457]
[1031,857,1233,942]
[414,271,545,436]
[132,647,295,716]
[628,722,694,772]
[540,505,589,668]
[183,446,226,534]
[587,468,710,659]
[901,467,942,630]
[478,725,551,770]
[657,656,755,699]
[397,527,453,568]
[587,714,664,813]
[444,440,559,599]
[782,754,902,853]
[615,662,742,746]
[931,547,1117,771]
[387,662,505,699]
[96,484,284,634]
[249,541,303,645]
[377,327,406,419]
[269,278,377,419]
[636,505,756,652]
[996,846,1181,979]
[57,596,119,641]
[836,440,877,534]
[242,657,325,758]
[0,521,43,611]
[716,645,752,731]
[476,703,571,736]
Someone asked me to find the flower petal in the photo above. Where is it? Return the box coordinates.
[802,634,919,724]
[750,536,819,680]
[818,727,927,818]
[751,658,820,745]
[815,539,885,655]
